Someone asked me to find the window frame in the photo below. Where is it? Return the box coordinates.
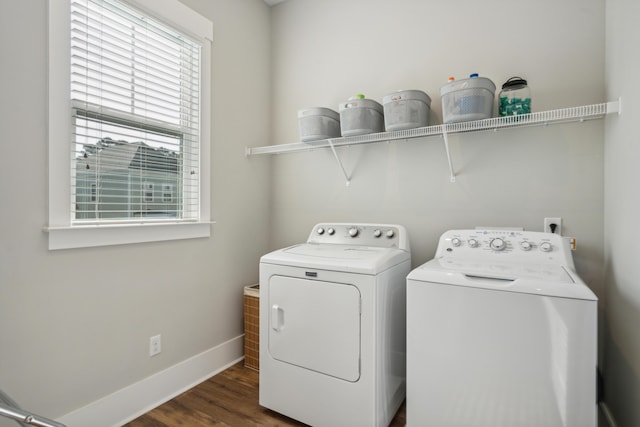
[47,0,213,250]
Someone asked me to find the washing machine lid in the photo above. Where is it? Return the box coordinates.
[407,258,597,301]
[260,243,409,274]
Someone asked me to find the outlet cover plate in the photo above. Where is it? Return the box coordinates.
[544,217,562,235]
[149,334,161,357]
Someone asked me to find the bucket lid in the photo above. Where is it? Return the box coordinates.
[297,107,340,120]
[382,89,431,106]
[339,98,383,113]
[501,77,528,90]
[440,76,496,96]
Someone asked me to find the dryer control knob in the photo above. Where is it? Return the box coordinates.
[451,238,462,247]
[327,227,335,235]
[520,241,532,251]
[386,229,395,238]
[468,238,479,248]
[348,227,359,237]
[490,238,506,251]
[316,227,325,235]
[373,229,382,238]
[540,242,552,252]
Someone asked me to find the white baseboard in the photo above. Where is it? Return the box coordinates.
[58,335,244,427]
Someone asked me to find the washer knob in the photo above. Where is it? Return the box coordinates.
[327,227,335,235]
[316,227,325,235]
[348,227,359,237]
[520,241,532,251]
[540,242,552,252]
[373,229,382,238]
[468,238,479,248]
[451,238,462,247]
[386,229,395,238]
[490,238,507,251]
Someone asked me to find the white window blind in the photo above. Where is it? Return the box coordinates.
[70,0,201,223]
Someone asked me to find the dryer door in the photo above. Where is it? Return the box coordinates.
[268,275,361,382]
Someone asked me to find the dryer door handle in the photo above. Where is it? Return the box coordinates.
[271,305,285,332]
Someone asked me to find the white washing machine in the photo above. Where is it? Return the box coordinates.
[259,223,411,427]
[406,229,597,427]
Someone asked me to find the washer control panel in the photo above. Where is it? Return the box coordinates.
[436,229,573,266]
[307,223,408,250]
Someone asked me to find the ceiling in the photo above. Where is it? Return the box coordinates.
[264,0,286,6]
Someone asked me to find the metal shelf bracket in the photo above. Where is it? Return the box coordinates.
[327,139,351,186]
[441,129,456,183]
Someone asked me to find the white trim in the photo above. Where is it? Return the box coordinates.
[199,35,212,225]
[128,0,213,41]
[48,0,72,229]
[45,221,213,250]
[47,0,213,250]
[58,335,244,427]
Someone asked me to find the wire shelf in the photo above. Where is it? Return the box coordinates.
[246,101,619,157]
[245,99,621,183]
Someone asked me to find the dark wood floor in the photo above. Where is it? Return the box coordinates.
[123,362,406,426]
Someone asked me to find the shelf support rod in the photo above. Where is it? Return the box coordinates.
[442,127,456,183]
[327,138,351,186]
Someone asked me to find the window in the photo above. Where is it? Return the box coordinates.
[143,183,155,203]
[162,184,174,203]
[90,183,97,202]
[48,0,213,249]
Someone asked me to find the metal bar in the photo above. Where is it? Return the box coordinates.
[0,391,66,427]
[326,138,351,186]
[0,391,28,427]
[0,403,66,427]
[441,130,456,183]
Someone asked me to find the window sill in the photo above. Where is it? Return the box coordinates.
[44,221,213,250]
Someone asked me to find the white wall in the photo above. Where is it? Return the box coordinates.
[269,0,606,289]
[604,0,640,425]
[3,0,630,425]
[0,0,271,424]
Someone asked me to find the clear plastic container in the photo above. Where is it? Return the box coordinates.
[499,77,531,116]
[440,74,496,123]
[382,90,431,131]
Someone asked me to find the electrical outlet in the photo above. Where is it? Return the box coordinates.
[149,334,161,357]
[544,217,562,235]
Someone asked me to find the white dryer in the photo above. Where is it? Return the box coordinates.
[259,223,411,427]
[406,229,597,427]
